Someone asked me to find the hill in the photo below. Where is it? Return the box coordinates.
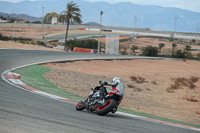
[0,0,200,32]
[0,12,42,22]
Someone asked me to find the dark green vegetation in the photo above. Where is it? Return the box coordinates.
[67,38,98,50]
[0,34,47,47]
[141,46,159,57]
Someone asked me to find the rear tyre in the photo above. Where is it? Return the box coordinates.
[76,100,86,111]
[96,99,116,116]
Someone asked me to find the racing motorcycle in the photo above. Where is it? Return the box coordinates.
[76,81,123,116]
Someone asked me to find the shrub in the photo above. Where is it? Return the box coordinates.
[169,38,174,42]
[158,43,165,53]
[192,39,196,43]
[0,34,9,41]
[67,38,98,50]
[19,40,25,44]
[142,46,159,57]
[172,49,193,59]
[37,41,46,46]
[120,51,128,55]
[32,21,42,24]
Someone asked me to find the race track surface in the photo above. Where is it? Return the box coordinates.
[0,49,198,133]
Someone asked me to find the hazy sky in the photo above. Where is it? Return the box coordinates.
[1,0,200,13]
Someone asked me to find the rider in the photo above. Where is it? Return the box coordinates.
[98,77,124,113]
[99,77,124,97]
[98,77,125,101]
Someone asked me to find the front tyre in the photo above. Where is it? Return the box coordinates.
[96,99,116,116]
[76,100,86,111]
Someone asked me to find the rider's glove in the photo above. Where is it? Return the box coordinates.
[99,81,103,85]
[99,81,108,85]
[104,82,108,85]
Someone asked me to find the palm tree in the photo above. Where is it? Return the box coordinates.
[172,43,177,56]
[61,1,82,51]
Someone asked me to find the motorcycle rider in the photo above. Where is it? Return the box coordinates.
[98,77,125,113]
[99,77,124,97]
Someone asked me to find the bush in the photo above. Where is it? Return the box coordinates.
[142,46,159,57]
[32,21,42,24]
[172,49,193,59]
[192,39,196,43]
[0,34,9,41]
[67,38,98,50]
[19,40,25,44]
[119,51,128,55]
[37,41,46,46]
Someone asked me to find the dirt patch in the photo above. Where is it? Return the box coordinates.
[0,27,63,39]
[0,40,62,51]
[42,59,200,125]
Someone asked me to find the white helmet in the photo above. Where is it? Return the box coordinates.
[112,77,121,83]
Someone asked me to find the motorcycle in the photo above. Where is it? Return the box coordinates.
[76,81,123,115]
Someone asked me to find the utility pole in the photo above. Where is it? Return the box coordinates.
[174,17,178,32]
[134,16,137,29]
[98,11,103,54]
[42,7,45,28]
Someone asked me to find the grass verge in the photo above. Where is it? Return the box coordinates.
[14,65,200,128]
[14,65,83,101]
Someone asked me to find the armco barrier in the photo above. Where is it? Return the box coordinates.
[73,47,91,53]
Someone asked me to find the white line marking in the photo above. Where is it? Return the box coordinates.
[34,91,64,99]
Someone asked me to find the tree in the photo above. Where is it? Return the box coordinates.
[185,45,191,54]
[61,1,82,51]
[172,43,177,56]
[43,12,59,24]
[142,46,159,57]
[158,43,165,53]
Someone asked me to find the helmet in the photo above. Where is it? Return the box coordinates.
[112,77,121,83]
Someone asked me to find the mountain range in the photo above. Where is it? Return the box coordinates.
[0,0,200,33]
[0,12,42,22]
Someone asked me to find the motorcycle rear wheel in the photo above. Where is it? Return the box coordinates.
[76,100,86,111]
[96,99,116,116]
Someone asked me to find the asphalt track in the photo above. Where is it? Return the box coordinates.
[0,49,199,133]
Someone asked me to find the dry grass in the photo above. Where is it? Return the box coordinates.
[167,76,199,93]
[130,76,147,83]
[127,84,142,92]
[183,95,199,102]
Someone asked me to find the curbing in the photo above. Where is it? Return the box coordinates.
[5,71,78,105]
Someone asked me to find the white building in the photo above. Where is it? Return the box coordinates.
[0,19,7,23]
[51,17,57,25]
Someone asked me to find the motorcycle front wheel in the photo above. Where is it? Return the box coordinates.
[96,99,116,116]
[76,100,86,111]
